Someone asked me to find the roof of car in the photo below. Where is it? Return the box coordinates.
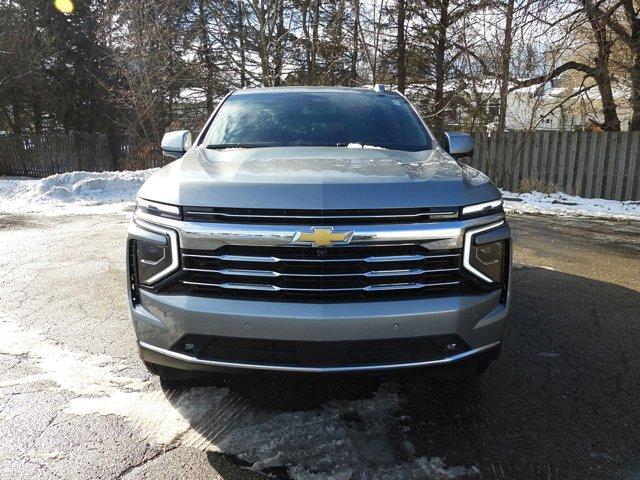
[231,86,400,97]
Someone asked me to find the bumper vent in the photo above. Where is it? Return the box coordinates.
[171,334,470,368]
[182,207,458,225]
[161,244,477,301]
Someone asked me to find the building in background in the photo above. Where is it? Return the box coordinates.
[406,76,632,133]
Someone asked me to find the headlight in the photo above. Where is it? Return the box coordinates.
[469,240,504,283]
[129,221,179,285]
[463,221,507,283]
[137,241,172,285]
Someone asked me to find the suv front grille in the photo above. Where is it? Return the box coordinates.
[161,244,477,301]
[182,207,459,225]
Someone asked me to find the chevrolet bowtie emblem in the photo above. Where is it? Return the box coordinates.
[292,227,354,247]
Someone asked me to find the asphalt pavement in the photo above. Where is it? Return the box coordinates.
[0,211,639,480]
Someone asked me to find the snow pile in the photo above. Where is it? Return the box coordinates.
[215,385,479,479]
[502,190,640,221]
[0,169,157,215]
[68,382,479,480]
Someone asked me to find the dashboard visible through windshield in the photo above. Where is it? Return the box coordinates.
[203,91,433,152]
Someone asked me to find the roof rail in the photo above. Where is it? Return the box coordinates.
[372,84,387,94]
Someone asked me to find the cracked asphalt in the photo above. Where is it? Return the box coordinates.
[0,211,639,480]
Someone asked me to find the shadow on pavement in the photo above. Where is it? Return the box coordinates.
[160,267,640,480]
[401,266,640,480]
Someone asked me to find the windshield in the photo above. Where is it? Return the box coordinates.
[204,91,432,152]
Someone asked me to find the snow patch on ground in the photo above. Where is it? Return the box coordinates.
[68,384,478,479]
[0,314,147,396]
[0,169,157,215]
[2,310,478,479]
[502,190,640,221]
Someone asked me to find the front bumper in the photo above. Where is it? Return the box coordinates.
[132,288,508,373]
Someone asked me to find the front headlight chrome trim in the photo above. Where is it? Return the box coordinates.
[133,219,180,285]
[136,197,181,219]
[463,220,505,283]
[462,199,503,216]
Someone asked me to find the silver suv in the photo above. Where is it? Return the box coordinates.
[127,86,511,381]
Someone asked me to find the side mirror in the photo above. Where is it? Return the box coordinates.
[161,130,192,159]
[443,132,474,159]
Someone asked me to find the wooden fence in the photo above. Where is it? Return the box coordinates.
[2,131,640,201]
[469,131,640,201]
[0,133,168,177]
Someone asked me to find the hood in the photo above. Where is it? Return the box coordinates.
[137,146,501,209]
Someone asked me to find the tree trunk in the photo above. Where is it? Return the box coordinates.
[238,0,247,88]
[396,0,406,93]
[497,0,514,132]
[274,0,285,86]
[311,0,321,83]
[301,0,311,83]
[10,104,22,134]
[350,0,359,84]
[431,0,449,137]
[259,11,271,85]
[198,0,214,112]
[335,0,345,82]
[584,0,621,131]
[628,19,640,130]
[594,73,621,131]
[32,101,43,133]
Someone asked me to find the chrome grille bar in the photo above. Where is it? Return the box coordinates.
[182,280,460,293]
[182,252,460,263]
[182,267,459,278]
[184,211,458,221]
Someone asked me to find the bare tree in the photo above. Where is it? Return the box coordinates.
[396,0,406,93]
[579,0,640,129]
[497,0,515,132]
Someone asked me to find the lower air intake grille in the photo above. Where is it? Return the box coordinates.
[171,334,470,368]
[161,243,477,301]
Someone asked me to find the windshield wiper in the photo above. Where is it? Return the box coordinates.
[206,143,274,149]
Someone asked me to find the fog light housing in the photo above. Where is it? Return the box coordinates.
[464,221,506,284]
